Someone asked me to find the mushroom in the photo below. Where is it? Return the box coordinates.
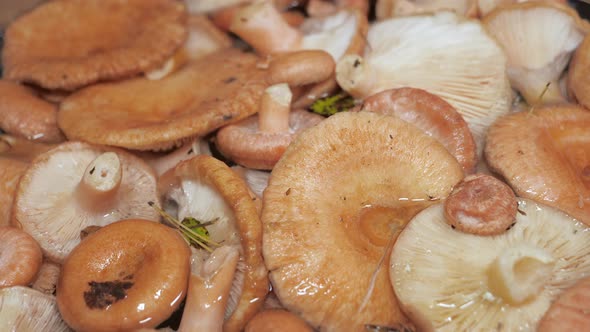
[375,0,478,19]
[57,219,191,331]
[568,33,590,110]
[306,0,370,17]
[0,286,70,331]
[178,246,240,332]
[231,166,270,199]
[485,104,590,226]
[336,11,512,154]
[0,226,43,288]
[245,309,314,332]
[390,198,590,330]
[538,276,590,331]
[58,48,270,151]
[141,138,211,176]
[2,0,187,90]
[262,111,464,330]
[0,80,64,143]
[32,260,61,295]
[12,141,159,263]
[183,0,251,14]
[216,83,324,170]
[357,87,477,173]
[482,1,589,105]
[158,155,268,332]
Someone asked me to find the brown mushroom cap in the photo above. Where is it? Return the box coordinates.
[58,48,269,151]
[262,111,464,331]
[57,219,191,331]
[0,158,27,227]
[0,226,43,288]
[357,87,477,173]
[2,0,187,90]
[159,155,268,332]
[12,141,159,262]
[485,104,590,225]
[245,309,314,332]
[0,80,64,143]
[0,134,56,163]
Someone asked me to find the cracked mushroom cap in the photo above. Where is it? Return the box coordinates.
[2,0,187,90]
[0,286,70,331]
[58,48,269,151]
[485,104,590,226]
[390,198,590,331]
[262,111,464,331]
[0,80,64,143]
[483,1,589,105]
[336,11,512,155]
[159,155,268,332]
[12,142,159,263]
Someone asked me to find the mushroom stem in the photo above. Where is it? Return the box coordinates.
[487,244,555,305]
[230,1,302,55]
[178,246,240,332]
[259,83,292,133]
[336,54,377,99]
[519,79,566,106]
[76,152,122,210]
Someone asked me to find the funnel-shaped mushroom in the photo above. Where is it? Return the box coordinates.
[0,81,64,143]
[485,104,590,226]
[568,33,590,110]
[483,2,589,105]
[262,111,464,331]
[0,286,70,331]
[336,11,512,154]
[58,49,269,151]
[390,198,590,331]
[12,142,159,262]
[2,0,187,90]
[376,0,478,19]
[57,219,191,332]
[159,155,268,332]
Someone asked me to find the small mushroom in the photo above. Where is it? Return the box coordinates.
[0,286,70,331]
[482,1,589,105]
[216,83,324,170]
[485,104,590,226]
[357,88,477,173]
[58,49,270,151]
[12,142,159,262]
[57,219,191,331]
[390,198,590,330]
[0,226,42,288]
[178,246,240,332]
[376,0,478,19]
[0,80,64,143]
[336,11,512,154]
[245,309,314,332]
[538,276,590,331]
[159,155,268,332]
[262,111,463,330]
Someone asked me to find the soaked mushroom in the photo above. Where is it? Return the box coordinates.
[12,142,159,262]
[0,286,70,331]
[483,1,589,105]
[159,155,268,332]
[0,226,42,288]
[391,198,590,330]
[485,104,590,226]
[262,111,464,331]
[57,219,191,331]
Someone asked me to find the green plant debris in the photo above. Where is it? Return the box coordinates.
[310,93,356,116]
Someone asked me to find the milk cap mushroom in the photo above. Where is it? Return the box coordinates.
[538,276,590,331]
[57,219,191,332]
[0,226,43,288]
[485,104,590,226]
[58,49,269,151]
[159,155,268,332]
[483,1,589,105]
[262,111,464,331]
[245,309,314,332]
[390,198,590,331]
[336,11,512,154]
[568,33,590,110]
[376,0,478,19]
[0,286,70,331]
[12,142,159,262]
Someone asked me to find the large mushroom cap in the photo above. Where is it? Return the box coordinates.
[336,11,512,154]
[0,286,70,331]
[159,155,268,332]
[390,198,590,331]
[58,48,269,151]
[485,104,590,226]
[483,1,589,105]
[262,111,464,331]
[12,142,159,262]
[2,0,187,90]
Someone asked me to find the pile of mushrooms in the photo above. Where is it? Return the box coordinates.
[3,0,590,331]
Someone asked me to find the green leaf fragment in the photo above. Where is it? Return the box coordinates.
[310,93,356,116]
[181,217,210,243]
